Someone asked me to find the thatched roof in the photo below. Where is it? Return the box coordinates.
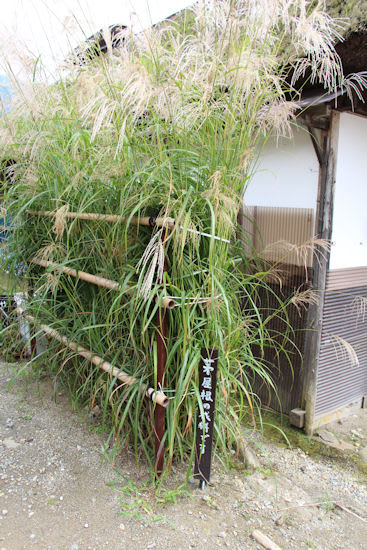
[326,0,367,35]
[71,3,367,108]
[73,25,126,64]
[171,2,367,75]
[336,31,367,74]
[73,2,367,71]
[327,0,367,76]
[292,1,367,111]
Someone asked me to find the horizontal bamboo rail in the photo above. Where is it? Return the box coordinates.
[17,309,170,408]
[26,209,175,229]
[31,258,177,309]
[26,209,230,243]
[32,258,127,292]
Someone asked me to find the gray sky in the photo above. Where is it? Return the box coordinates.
[0,0,193,78]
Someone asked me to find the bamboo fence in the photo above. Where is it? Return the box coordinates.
[18,309,170,408]
[31,258,177,309]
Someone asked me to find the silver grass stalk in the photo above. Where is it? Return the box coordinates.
[329,335,359,367]
[52,205,69,240]
[136,230,165,299]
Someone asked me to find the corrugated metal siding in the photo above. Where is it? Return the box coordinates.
[241,206,315,267]
[326,267,367,290]
[241,206,315,414]
[315,282,367,417]
[241,205,315,414]
[250,283,308,414]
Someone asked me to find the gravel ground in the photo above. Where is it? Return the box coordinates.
[1,361,367,550]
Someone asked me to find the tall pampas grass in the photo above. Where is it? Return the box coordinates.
[1,0,364,478]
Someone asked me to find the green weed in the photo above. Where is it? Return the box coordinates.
[115,479,177,527]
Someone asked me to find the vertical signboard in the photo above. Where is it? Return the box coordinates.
[194,348,218,488]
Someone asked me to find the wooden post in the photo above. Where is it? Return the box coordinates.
[154,239,168,477]
[302,111,340,434]
[155,303,167,476]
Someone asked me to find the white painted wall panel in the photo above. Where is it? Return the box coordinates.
[329,112,367,269]
[244,127,319,209]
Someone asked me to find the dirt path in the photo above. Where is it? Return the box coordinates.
[1,362,367,550]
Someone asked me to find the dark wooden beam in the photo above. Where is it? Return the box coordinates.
[307,126,324,167]
[301,111,340,434]
[299,114,330,131]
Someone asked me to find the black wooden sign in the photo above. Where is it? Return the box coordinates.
[194,348,218,488]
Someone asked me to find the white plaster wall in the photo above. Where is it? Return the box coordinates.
[244,127,319,209]
[329,113,367,270]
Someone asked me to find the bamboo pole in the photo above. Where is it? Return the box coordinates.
[31,258,177,309]
[26,209,230,243]
[17,309,170,408]
[31,258,128,292]
[158,296,176,310]
[26,209,175,229]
